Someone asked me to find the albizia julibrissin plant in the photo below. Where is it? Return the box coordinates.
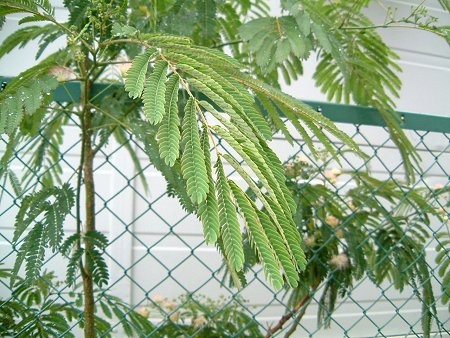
[0,0,448,337]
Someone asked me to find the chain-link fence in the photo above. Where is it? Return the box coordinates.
[0,80,449,337]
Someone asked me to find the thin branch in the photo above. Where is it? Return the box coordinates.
[339,22,447,38]
[213,39,243,49]
[265,293,312,338]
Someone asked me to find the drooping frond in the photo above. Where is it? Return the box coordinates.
[236,75,365,160]
[130,118,195,213]
[180,98,209,204]
[0,24,58,59]
[11,184,75,284]
[157,75,181,166]
[0,75,58,135]
[143,60,168,124]
[117,32,373,288]
[13,222,46,286]
[229,180,284,290]
[215,158,245,272]
[0,51,67,136]
[197,127,220,244]
[435,231,450,312]
[125,48,156,99]
[0,0,55,23]
[222,153,301,287]
[85,248,109,287]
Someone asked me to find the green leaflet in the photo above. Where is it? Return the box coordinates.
[13,223,46,285]
[66,247,84,287]
[111,22,138,37]
[229,181,284,290]
[143,60,168,124]
[125,48,156,99]
[157,74,180,166]
[258,141,297,214]
[256,94,293,144]
[0,24,57,59]
[180,98,208,204]
[0,75,58,135]
[86,248,109,287]
[215,158,244,271]
[256,208,299,288]
[222,152,304,282]
[11,184,75,285]
[211,124,293,219]
[207,100,294,219]
[198,126,220,244]
[235,73,365,159]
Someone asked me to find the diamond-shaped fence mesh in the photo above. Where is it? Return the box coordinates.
[0,83,449,337]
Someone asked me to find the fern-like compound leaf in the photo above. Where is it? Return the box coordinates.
[229,181,284,290]
[13,188,54,242]
[125,48,156,99]
[157,74,180,166]
[222,153,302,286]
[0,24,57,59]
[86,248,109,287]
[0,74,58,135]
[180,98,208,204]
[257,208,299,288]
[198,126,220,244]
[60,233,81,257]
[12,184,74,284]
[20,222,46,283]
[44,183,75,251]
[215,158,244,272]
[84,230,109,250]
[143,60,168,124]
[66,247,84,287]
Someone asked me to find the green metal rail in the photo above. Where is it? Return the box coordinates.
[1,76,448,133]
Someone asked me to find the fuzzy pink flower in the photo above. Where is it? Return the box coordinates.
[329,253,349,270]
[326,215,340,228]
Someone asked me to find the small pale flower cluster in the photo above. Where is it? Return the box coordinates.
[49,66,76,82]
[296,155,309,165]
[115,54,132,77]
[136,306,150,318]
[325,215,344,238]
[434,183,444,190]
[329,253,349,270]
[152,294,180,321]
[324,168,342,184]
[303,234,316,246]
[285,155,310,179]
[151,294,176,311]
[325,215,340,228]
[192,315,207,328]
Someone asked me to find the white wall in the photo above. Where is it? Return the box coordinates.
[0,1,449,337]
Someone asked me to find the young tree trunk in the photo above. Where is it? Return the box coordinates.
[80,79,96,338]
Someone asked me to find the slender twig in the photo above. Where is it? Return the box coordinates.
[284,297,311,338]
[265,292,313,338]
[213,39,243,49]
[339,23,446,37]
